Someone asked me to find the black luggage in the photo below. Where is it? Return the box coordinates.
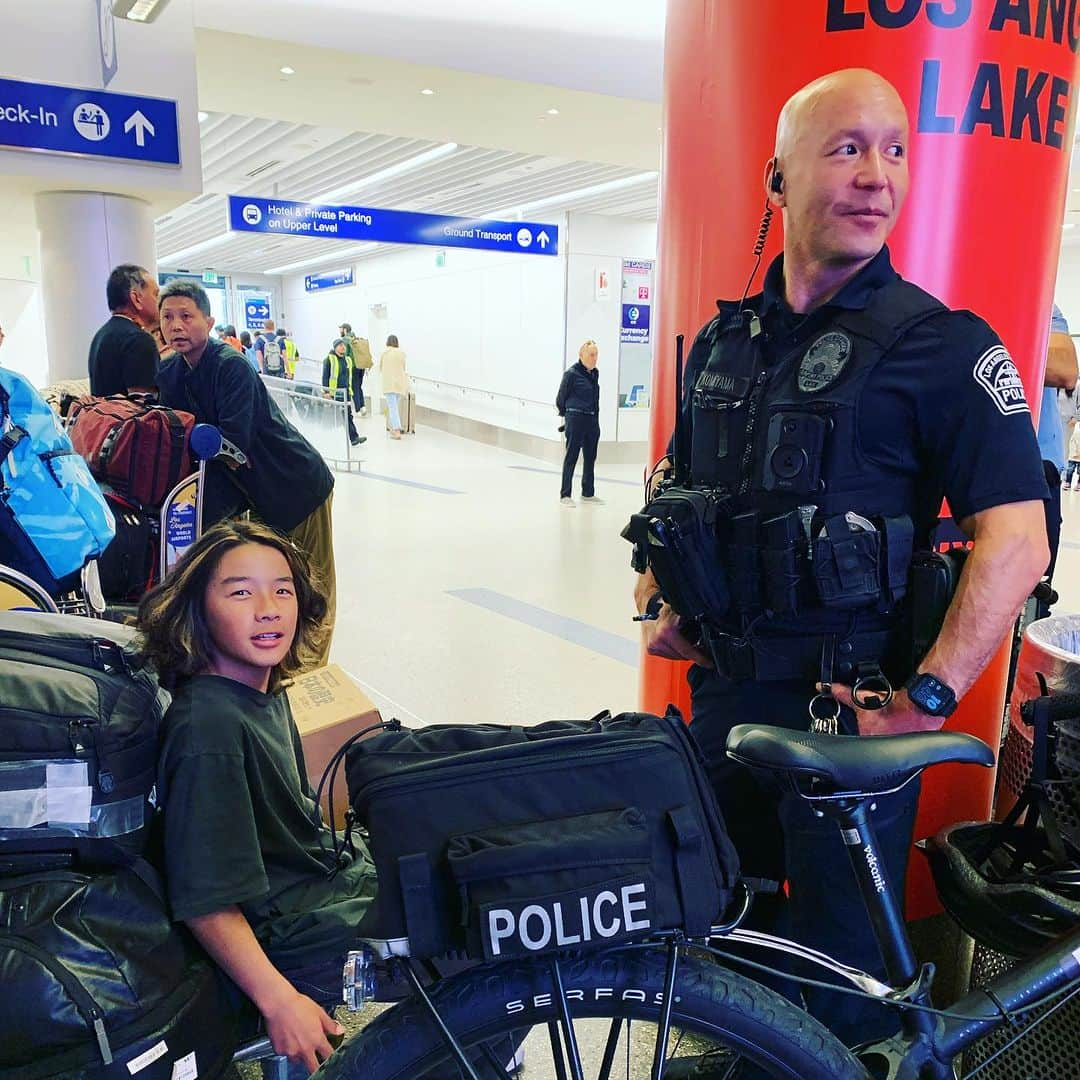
[345,708,739,961]
[95,492,157,602]
[0,861,237,1079]
[0,611,169,870]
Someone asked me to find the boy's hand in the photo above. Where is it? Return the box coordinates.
[263,987,344,1075]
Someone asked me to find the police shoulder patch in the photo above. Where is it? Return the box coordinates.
[798,331,852,393]
[972,345,1029,416]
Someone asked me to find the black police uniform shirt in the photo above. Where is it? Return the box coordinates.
[158,675,376,970]
[156,339,333,533]
[677,246,1049,546]
[556,361,600,417]
[87,314,159,396]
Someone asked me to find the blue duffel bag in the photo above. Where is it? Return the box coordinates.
[0,367,115,594]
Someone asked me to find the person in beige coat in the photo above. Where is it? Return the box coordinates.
[379,334,409,438]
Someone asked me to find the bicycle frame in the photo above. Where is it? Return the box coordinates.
[705,789,1080,1079]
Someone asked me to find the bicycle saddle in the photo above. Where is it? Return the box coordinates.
[725,724,994,794]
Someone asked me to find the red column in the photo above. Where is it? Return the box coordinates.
[646,0,1079,917]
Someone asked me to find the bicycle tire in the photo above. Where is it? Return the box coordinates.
[319,947,866,1079]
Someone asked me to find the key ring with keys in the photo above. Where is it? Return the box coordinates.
[809,686,841,736]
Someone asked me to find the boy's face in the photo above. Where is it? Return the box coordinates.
[203,543,299,692]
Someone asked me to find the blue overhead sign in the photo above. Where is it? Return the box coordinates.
[0,77,180,167]
[244,297,271,330]
[305,267,354,293]
[229,195,559,256]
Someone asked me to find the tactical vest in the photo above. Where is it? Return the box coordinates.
[682,278,946,683]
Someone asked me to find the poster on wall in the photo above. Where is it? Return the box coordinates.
[244,296,271,330]
[618,259,654,407]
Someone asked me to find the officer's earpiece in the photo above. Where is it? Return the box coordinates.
[770,164,784,195]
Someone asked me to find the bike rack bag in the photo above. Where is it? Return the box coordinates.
[346,708,740,961]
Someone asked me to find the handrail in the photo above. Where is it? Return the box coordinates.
[409,375,552,411]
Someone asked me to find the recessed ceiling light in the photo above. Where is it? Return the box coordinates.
[280,66,295,76]
[420,88,435,96]
[198,111,208,122]
[546,108,559,116]
[1065,223,1077,230]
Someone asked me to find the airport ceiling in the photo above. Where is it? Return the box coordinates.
[156,4,669,275]
[156,114,660,274]
[191,0,666,102]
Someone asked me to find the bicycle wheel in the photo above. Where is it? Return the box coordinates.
[320,947,865,1079]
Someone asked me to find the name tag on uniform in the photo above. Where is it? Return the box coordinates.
[480,877,655,960]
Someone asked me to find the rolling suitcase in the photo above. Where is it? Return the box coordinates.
[384,392,416,434]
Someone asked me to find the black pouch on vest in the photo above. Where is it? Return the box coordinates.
[878,515,915,611]
[812,514,882,610]
[346,709,740,961]
[761,511,813,615]
[908,548,968,667]
[729,510,762,612]
[623,487,730,622]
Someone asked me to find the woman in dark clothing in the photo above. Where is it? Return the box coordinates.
[555,340,602,505]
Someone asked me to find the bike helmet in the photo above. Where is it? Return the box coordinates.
[923,820,1080,958]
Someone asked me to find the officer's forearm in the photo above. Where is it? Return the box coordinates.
[917,501,1048,700]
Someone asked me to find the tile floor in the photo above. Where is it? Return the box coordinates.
[328,411,649,727]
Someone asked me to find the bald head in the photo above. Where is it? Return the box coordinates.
[774,69,906,162]
[765,68,911,308]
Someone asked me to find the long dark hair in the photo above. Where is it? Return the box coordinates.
[137,519,328,690]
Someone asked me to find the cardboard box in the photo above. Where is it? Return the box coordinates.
[287,664,382,827]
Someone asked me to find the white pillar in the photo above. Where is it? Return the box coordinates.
[34,191,156,383]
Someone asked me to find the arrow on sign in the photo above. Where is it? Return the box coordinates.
[538,231,550,249]
[123,110,155,147]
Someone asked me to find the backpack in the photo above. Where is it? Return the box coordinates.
[0,862,237,1079]
[262,335,284,376]
[67,395,195,510]
[0,368,116,596]
[351,336,373,370]
[345,708,740,961]
[0,610,169,870]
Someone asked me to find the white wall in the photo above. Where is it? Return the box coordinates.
[1056,242,1080,330]
[0,254,47,386]
[564,214,657,440]
[283,232,569,438]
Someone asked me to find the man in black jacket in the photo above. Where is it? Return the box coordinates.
[556,340,602,505]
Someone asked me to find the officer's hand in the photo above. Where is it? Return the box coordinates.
[648,457,672,499]
[262,988,344,1075]
[635,569,712,667]
[826,685,944,736]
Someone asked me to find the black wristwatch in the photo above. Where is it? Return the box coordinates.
[905,672,958,718]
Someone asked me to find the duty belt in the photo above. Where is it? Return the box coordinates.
[565,408,597,415]
[700,625,896,684]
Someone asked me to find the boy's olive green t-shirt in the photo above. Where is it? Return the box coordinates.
[158,674,376,969]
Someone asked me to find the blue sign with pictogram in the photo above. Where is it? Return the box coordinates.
[228,195,559,256]
[244,297,271,330]
[621,303,651,344]
[305,267,354,292]
[0,77,179,166]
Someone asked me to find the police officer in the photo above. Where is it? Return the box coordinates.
[633,68,1049,1046]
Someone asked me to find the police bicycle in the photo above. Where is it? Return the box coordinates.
[226,722,1080,1080]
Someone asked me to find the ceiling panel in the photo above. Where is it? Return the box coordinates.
[156,112,658,274]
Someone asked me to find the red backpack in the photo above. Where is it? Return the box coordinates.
[68,395,195,509]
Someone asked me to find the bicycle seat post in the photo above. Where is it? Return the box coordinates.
[831,798,918,987]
